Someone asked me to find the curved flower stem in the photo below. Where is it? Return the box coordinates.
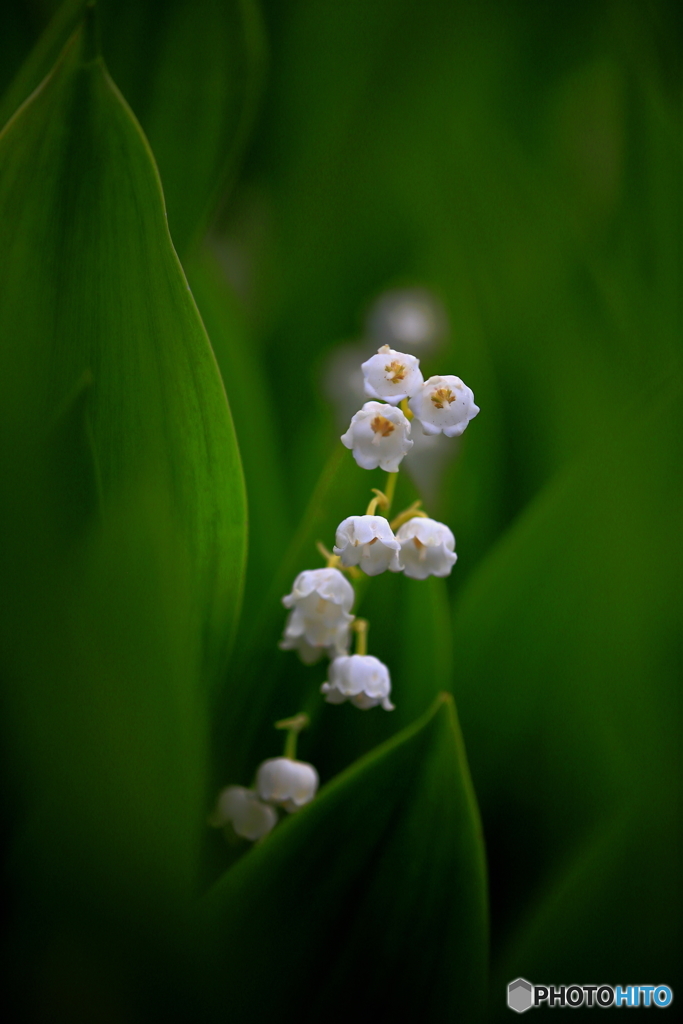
[383,470,398,512]
[275,713,310,759]
[399,398,414,420]
[390,501,429,532]
[365,495,380,516]
[352,618,369,656]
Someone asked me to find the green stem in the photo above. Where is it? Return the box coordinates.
[275,713,309,760]
[384,471,398,512]
[353,618,369,656]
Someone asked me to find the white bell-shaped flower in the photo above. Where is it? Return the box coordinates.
[341,401,413,472]
[333,515,403,576]
[408,375,479,437]
[361,344,424,405]
[210,786,277,841]
[278,634,343,665]
[396,516,457,579]
[257,757,319,813]
[321,654,395,711]
[281,568,354,654]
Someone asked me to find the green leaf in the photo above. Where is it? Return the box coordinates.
[0,15,246,685]
[199,694,488,1024]
[490,800,680,1019]
[185,245,290,630]
[0,0,88,131]
[99,0,266,255]
[449,386,682,981]
[1,1,266,258]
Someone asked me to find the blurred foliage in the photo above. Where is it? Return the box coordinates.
[0,0,681,1020]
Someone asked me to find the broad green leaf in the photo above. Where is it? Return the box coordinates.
[99,0,266,255]
[491,800,680,1020]
[0,0,87,130]
[1,490,207,1019]
[199,695,488,1024]
[0,16,246,685]
[1,0,266,258]
[449,386,682,981]
[186,245,290,631]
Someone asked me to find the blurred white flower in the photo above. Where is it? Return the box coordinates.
[209,786,277,841]
[396,517,457,579]
[281,568,354,654]
[321,654,395,711]
[257,757,319,813]
[333,515,402,576]
[408,375,479,437]
[341,401,413,471]
[361,345,423,405]
[366,288,448,353]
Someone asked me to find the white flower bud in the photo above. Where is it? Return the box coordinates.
[340,401,413,472]
[210,786,277,841]
[395,517,457,579]
[257,757,319,813]
[408,375,479,437]
[361,345,424,405]
[333,515,402,576]
[281,568,354,653]
[321,654,395,711]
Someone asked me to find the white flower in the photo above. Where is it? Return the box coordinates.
[408,375,479,437]
[361,345,424,405]
[341,401,413,472]
[395,517,457,579]
[257,757,319,813]
[278,634,342,665]
[321,654,395,711]
[209,786,277,841]
[281,568,354,654]
[333,515,402,576]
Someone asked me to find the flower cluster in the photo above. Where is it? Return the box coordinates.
[340,345,479,472]
[212,339,479,849]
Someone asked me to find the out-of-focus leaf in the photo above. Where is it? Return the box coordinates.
[491,799,681,1018]
[449,386,682,982]
[1,488,207,1019]
[0,17,246,685]
[0,0,87,130]
[186,245,290,629]
[199,694,488,1024]
[99,0,266,255]
[1,1,266,257]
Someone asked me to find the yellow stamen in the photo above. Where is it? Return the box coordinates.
[384,360,406,384]
[430,387,455,409]
[371,415,395,437]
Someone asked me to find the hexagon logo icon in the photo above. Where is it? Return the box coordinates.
[508,978,534,1013]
